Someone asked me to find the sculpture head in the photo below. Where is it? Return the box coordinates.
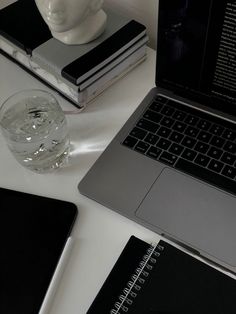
[35,0,107,45]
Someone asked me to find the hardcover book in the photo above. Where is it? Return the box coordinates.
[0,0,148,109]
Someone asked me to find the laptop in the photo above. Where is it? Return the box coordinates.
[78,0,236,273]
[0,187,78,314]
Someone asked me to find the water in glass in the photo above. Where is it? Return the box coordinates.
[0,90,70,173]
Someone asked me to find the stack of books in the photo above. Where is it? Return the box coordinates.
[0,0,148,109]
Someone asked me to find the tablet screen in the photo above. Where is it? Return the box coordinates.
[0,188,78,314]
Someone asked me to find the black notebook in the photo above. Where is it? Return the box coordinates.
[87,236,236,314]
[0,187,78,314]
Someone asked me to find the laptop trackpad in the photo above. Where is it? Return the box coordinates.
[136,168,236,267]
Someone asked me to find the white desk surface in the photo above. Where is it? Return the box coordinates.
[0,48,163,313]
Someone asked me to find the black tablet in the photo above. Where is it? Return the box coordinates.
[0,187,78,314]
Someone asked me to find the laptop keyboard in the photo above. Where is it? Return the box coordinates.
[122,95,236,195]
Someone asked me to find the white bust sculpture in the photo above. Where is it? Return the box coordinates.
[35,0,107,45]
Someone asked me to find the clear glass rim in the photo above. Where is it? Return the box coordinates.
[1,89,57,107]
[0,89,58,121]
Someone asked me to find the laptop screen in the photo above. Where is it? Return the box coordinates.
[156,0,236,116]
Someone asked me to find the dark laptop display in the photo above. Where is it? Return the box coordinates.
[79,0,236,273]
[156,0,236,114]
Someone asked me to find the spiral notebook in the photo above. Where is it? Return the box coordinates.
[87,236,236,314]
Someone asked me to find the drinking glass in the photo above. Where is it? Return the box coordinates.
[0,89,70,173]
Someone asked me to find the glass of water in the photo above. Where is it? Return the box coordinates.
[0,89,70,173]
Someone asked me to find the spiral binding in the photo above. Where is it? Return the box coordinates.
[110,242,164,314]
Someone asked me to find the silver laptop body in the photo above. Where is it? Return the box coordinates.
[79,0,236,273]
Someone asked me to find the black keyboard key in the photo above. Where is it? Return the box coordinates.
[130,127,147,140]
[221,152,236,166]
[195,154,210,167]
[157,127,172,138]
[208,160,224,173]
[194,142,209,154]
[167,100,180,108]
[144,133,159,145]
[161,105,175,116]
[156,138,171,150]
[181,136,197,149]
[159,152,178,165]
[169,131,184,143]
[207,147,223,160]
[181,148,197,161]
[123,136,138,148]
[222,129,236,141]
[209,124,224,136]
[173,110,187,121]
[210,136,225,148]
[160,117,175,128]
[143,110,163,123]
[173,121,187,133]
[146,146,162,159]
[169,143,184,156]
[222,165,236,180]
[184,115,199,126]
[149,101,163,112]
[154,95,167,104]
[137,119,159,133]
[197,131,212,143]
[184,126,199,138]
[134,141,150,154]
[176,158,236,195]
[197,119,211,131]
[224,141,236,154]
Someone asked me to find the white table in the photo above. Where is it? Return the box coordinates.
[0,48,163,313]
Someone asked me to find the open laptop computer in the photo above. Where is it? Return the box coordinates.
[78,0,236,273]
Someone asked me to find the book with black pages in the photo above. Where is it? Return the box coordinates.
[0,0,147,108]
[87,236,236,314]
